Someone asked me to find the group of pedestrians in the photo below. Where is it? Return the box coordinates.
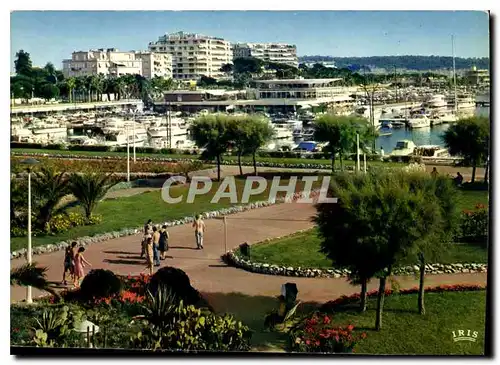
[141,219,170,275]
[431,167,464,187]
[140,215,206,274]
[62,241,92,287]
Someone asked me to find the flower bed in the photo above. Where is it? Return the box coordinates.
[223,233,488,278]
[11,151,338,170]
[320,283,486,311]
[460,204,488,244]
[289,283,486,353]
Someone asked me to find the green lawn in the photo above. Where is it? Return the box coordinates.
[11,177,324,252]
[206,290,486,354]
[323,290,486,355]
[246,228,488,269]
[11,148,405,168]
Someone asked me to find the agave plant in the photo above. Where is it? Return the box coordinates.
[132,284,178,328]
[69,172,116,220]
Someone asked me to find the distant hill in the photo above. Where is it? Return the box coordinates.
[299,56,490,71]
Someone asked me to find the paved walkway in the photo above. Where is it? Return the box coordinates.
[10,202,487,305]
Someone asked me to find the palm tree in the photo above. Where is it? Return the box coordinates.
[66,77,76,103]
[69,173,116,220]
[90,75,104,102]
[32,167,70,231]
[10,263,60,300]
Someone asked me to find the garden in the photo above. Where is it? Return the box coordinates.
[10,167,327,252]
[231,189,489,270]
[10,263,486,354]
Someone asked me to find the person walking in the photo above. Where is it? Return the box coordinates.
[159,225,169,260]
[380,147,385,161]
[431,167,438,178]
[73,247,91,288]
[141,219,153,258]
[61,241,77,285]
[152,226,161,267]
[142,235,154,275]
[192,214,206,249]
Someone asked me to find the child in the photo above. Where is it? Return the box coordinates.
[73,247,92,288]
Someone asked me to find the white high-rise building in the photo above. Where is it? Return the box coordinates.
[135,52,173,79]
[148,31,233,80]
[232,43,298,67]
[62,48,172,79]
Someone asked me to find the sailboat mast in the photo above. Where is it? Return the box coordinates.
[452,34,458,114]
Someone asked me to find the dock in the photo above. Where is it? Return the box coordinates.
[10,99,144,115]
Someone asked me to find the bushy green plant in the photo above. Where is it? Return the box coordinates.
[130,294,252,352]
[80,269,123,301]
[148,267,206,307]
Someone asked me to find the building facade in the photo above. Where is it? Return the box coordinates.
[135,52,173,79]
[232,43,298,67]
[148,31,233,80]
[62,48,172,79]
[465,66,490,87]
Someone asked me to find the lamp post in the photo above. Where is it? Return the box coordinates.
[126,126,130,182]
[20,157,39,304]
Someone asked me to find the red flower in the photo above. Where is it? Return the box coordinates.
[315,340,320,346]
[323,315,331,324]
[361,332,367,339]
[305,340,311,345]
[347,324,354,331]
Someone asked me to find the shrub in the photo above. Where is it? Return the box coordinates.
[80,269,123,301]
[148,267,207,307]
[459,204,488,244]
[130,298,252,352]
[288,312,366,353]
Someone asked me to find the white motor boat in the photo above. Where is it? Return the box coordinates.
[407,114,431,129]
[390,140,417,157]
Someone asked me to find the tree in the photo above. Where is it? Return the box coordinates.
[39,83,60,101]
[227,117,250,176]
[66,77,76,103]
[43,62,57,84]
[189,114,232,181]
[90,75,105,102]
[220,63,233,75]
[403,173,461,315]
[198,75,217,88]
[69,173,116,220]
[442,116,490,183]
[10,263,60,300]
[32,167,70,231]
[14,50,33,76]
[314,114,374,172]
[233,57,264,75]
[243,116,274,176]
[315,171,443,329]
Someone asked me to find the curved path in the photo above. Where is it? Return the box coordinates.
[10,201,487,305]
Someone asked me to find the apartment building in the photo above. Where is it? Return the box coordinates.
[148,31,232,80]
[135,52,173,79]
[232,43,298,67]
[62,48,172,79]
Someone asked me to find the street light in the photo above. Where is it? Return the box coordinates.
[20,157,39,304]
[126,126,130,182]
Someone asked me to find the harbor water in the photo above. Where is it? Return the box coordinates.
[377,106,489,153]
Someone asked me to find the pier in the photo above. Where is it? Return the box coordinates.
[10,99,144,115]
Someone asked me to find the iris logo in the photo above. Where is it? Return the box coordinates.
[452,330,479,342]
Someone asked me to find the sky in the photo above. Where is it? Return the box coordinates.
[10,11,490,70]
